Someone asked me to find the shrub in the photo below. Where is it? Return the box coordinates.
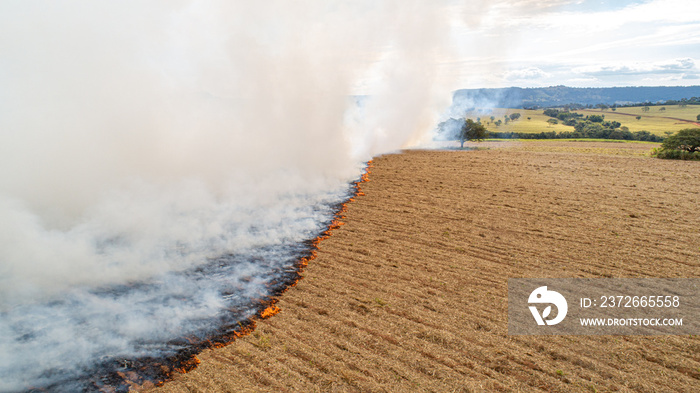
[653,128,700,160]
[543,108,560,117]
[587,114,604,123]
[653,148,700,160]
[661,128,700,153]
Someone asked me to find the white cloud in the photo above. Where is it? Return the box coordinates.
[446,0,700,87]
[573,58,698,76]
[503,67,550,80]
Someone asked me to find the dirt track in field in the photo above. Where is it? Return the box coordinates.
[151,141,700,392]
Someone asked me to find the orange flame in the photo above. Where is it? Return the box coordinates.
[260,304,281,319]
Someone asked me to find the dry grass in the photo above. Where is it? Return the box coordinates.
[467,109,575,134]
[150,141,700,393]
[495,139,660,157]
[578,107,700,135]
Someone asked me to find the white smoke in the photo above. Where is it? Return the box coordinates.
[0,1,458,390]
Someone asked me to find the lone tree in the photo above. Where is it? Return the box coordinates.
[661,128,700,153]
[509,112,521,121]
[459,119,488,148]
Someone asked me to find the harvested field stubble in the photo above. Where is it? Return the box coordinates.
[153,141,700,393]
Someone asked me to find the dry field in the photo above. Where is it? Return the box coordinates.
[151,141,700,392]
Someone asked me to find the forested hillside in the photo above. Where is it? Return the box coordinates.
[452,86,700,108]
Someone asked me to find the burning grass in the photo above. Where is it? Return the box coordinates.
[48,162,375,392]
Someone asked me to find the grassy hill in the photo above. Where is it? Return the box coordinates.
[577,106,700,134]
[466,105,700,137]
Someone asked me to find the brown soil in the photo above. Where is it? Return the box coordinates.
[150,141,700,392]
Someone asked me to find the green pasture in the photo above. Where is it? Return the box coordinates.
[466,105,700,136]
[466,109,573,134]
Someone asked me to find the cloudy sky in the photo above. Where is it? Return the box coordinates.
[435,0,700,89]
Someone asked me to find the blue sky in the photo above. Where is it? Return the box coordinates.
[439,0,700,88]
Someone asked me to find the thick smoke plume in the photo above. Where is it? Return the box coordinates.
[0,1,457,390]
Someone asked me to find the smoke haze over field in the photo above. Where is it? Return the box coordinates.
[0,1,460,390]
[0,1,458,305]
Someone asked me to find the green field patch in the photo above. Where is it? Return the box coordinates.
[463,105,700,137]
[467,109,572,134]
